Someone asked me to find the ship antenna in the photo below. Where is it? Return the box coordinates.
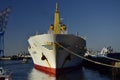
[56,1,59,12]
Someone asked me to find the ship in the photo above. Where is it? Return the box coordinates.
[28,2,86,75]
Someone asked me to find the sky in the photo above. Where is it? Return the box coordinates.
[0,0,120,55]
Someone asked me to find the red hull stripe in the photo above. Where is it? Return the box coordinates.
[34,64,82,76]
[34,64,56,76]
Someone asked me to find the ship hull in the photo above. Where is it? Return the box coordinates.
[28,34,86,75]
[34,63,82,76]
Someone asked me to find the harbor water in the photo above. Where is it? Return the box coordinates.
[0,59,119,80]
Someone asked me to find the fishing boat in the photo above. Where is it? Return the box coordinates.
[28,2,86,75]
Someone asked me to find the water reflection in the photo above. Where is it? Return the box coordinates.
[28,67,111,80]
[28,68,55,80]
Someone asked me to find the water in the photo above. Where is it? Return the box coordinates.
[0,59,119,80]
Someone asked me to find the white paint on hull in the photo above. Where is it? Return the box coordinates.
[28,33,86,69]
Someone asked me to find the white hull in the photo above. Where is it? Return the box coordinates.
[28,34,86,69]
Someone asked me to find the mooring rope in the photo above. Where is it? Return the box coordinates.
[56,42,120,68]
[103,56,120,62]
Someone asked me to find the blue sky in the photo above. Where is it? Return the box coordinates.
[0,0,120,55]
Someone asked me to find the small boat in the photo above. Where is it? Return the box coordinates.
[0,67,12,80]
[85,47,112,57]
[22,58,28,63]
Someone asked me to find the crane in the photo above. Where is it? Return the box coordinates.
[0,7,11,57]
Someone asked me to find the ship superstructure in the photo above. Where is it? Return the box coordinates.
[28,2,86,75]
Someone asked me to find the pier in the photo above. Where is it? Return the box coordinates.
[82,55,120,80]
[0,54,31,60]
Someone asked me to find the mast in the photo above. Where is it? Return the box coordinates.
[53,2,61,34]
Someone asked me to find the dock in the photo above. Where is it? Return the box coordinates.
[82,55,120,78]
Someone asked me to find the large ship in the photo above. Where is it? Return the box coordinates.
[28,2,86,75]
